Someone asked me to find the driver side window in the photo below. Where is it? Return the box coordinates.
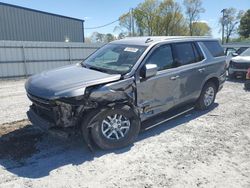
[146,45,174,71]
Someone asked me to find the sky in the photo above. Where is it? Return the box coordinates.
[1,0,250,38]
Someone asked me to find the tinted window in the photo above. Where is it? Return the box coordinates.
[194,42,205,61]
[203,41,224,57]
[173,42,197,66]
[146,45,174,71]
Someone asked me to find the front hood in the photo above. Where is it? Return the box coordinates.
[232,56,250,63]
[25,64,121,99]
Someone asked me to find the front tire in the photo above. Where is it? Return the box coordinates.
[88,106,140,150]
[195,82,217,110]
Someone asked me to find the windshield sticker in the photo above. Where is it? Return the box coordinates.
[124,47,139,53]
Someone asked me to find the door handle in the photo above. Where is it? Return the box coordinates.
[170,75,180,80]
[198,68,205,73]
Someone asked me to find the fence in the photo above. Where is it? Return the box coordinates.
[0,40,103,78]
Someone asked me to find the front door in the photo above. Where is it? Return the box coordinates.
[136,44,180,121]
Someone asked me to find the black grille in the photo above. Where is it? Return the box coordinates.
[28,93,57,122]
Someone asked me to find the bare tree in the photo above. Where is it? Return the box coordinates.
[220,8,244,43]
[183,0,205,36]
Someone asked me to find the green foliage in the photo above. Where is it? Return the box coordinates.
[119,0,187,36]
[219,8,244,43]
[192,22,211,36]
[90,32,116,43]
[239,9,250,38]
[118,0,208,37]
[183,0,205,36]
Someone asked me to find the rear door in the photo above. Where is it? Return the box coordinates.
[172,42,207,105]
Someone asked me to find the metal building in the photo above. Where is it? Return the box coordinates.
[0,2,85,42]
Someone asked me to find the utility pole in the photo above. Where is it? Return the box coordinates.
[132,8,135,37]
[129,8,134,37]
[221,9,226,44]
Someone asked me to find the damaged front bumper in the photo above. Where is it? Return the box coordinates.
[27,108,55,131]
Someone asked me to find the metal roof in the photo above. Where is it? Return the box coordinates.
[0,2,84,22]
[111,36,216,46]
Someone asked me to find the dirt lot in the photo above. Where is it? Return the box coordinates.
[0,79,249,188]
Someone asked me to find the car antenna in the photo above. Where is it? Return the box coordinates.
[145,38,153,43]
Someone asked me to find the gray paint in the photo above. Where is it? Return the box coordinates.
[25,36,227,149]
[26,36,226,117]
[135,39,226,121]
[25,64,121,99]
[0,3,84,42]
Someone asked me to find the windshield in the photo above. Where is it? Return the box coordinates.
[240,48,250,56]
[83,44,146,74]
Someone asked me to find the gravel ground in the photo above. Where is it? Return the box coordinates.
[0,79,30,125]
[0,79,249,188]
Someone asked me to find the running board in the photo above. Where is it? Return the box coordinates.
[141,105,194,131]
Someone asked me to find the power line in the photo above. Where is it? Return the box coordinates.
[85,19,120,29]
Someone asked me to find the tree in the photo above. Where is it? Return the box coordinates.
[118,13,131,36]
[118,0,188,36]
[192,22,211,36]
[90,32,116,43]
[117,32,126,39]
[183,0,205,36]
[105,33,115,42]
[84,37,92,44]
[220,8,244,43]
[90,32,105,43]
[133,0,159,36]
[239,9,250,38]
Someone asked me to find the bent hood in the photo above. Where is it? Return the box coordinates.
[25,64,121,100]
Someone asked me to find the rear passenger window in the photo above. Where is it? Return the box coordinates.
[173,42,198,66]
[203,41,224,57]
[146,45,174,71]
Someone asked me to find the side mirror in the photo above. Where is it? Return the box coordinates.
[232,52,238,57]
[141,64,158,78]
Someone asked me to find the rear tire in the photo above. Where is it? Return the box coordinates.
[195,82,217,111]
[88,106,140,150]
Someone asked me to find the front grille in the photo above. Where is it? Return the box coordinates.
[231,61,250,69]
[28,93,57,123]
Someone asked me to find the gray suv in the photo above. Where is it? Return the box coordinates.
[25,36,226,150]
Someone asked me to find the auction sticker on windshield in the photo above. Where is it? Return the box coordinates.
[124,47,139,53]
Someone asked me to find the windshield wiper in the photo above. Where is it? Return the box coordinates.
[88,66,110,73]
[81,63,87,68]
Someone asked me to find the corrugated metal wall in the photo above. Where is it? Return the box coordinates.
[0,41,103,78]
[0,3,84,42]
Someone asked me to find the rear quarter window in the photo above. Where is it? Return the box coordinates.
[203,41,224,57]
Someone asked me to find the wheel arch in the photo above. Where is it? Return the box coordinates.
[201,75,219,91]
[80,103,140,150]
[205,77,219,91]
